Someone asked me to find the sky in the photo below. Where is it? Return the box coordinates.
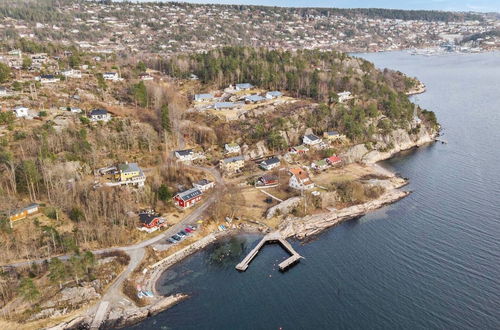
[132,0,500,12]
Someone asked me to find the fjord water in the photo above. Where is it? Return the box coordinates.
[131,52,500,329]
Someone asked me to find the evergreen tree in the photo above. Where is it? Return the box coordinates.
[160,104,171,133]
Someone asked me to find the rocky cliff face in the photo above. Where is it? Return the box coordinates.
[342,123,437,164]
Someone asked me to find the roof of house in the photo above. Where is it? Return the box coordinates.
[261,157,280,167]
[9,203,39,216]
[222,155,244,163]
[260,174,278,183]
[245,95,265,102]
[325,130,339,136]
[194,179,212,186]
[236,83,253,89]
[41,74,56,79]
[104,72,118,75]
[195,93,213,100]
[118,162,141,173]
[90,109,108,116]
[305,134,320,141]
[214,102,238,109]
[176,187,203,201]
[225,143,240,149]
[293,145,309,151]
[14,106,28,111]
[327,155,342,163]
[289,168,313,184]
[175,149,193,156]
[266,91,282,97]
[139,213,158,225]
[315,159,328,167]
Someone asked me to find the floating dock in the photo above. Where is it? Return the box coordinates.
[235,232,302,272]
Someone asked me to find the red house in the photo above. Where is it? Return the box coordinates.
[174,188,203,209]
[326,155,342,165]
[257,174,278,187]
[139,212,164,229]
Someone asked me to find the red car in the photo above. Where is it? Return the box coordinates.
[184,227,193,233]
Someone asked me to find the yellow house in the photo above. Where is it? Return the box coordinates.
[117,163,142,181]
[8,203,40,223]
[220,155,245,173]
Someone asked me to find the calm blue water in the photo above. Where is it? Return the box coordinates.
[130,51,500,329]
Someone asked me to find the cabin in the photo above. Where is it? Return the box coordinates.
[245,95,265,103]
[174,188,203,209]
[0,87,11,97]
[139,212,164,229]
[8,203,40,223]
[68,107,82,113]
[220,155,245,173]
[224,143,241,154]
[326,155,342,166]
[89,109,111,122]
[289,168,315,190]
[174,149,195,162]
[194,93,214,102]
[13,106,29,118]
[193,179,215,192]
[257,174,278,187]
[259,157,280,171]
[303,134,322,146]
[235,83,253,91]
[265,91,282,99]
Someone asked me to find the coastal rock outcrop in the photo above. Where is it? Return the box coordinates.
[266,196,301,219]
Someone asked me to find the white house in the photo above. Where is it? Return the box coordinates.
[194,93,214,102]
[174,149,195,162]
[303,134,322,146]
[224,143,241,154]
[61,69,82,78]
[289,168,315,190]
[139,73,154,81]
[88,109,111,122]
[265,91,282,99]
[245,95,265,103]
[259,157,281,171]
[69,107,82,113]
[338,91,352,103]
[13,106,29,118]
[193,179,215,192]
[103,72,122,81]
[0,87,11,97]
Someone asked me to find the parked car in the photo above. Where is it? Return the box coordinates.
[180,230,189,236]
[167,237,176,243]
[177,231,186,238]
[188,225,197,231]
[184,228,193,233]
[171,235,181,241]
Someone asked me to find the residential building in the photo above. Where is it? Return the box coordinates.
[13,106,29,118]
[338,91,352,103]
[194,93,214,102]
[116,162,146,187]
[174,188,203,209]
[224,143,241,154]
[103,72,121,81]
[139,212,164,229]
[61,69,82,78]
[265,91,282,99]
[235,83,253,91]
[89,109,111,122]
[139,73,153,81]
[289,168,315,190]
[0,87,11,97]
[245,95,265,103]
[323,130,344,140]
[289,145,310,154]
[220,155,245,173]
[326,155,342,165]
[311,159,329,171]
[303,134,322,145]
[257,174,278,187]
[8,203,40,223]
[175,149,195,161]
[214,102,239,110]
[38,74,60,84]
[193,179,215,192]
[259,157,280,171]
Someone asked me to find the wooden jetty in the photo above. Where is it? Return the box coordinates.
[235,232,302,272]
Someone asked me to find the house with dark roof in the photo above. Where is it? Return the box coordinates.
[193,179,215,192]
[259,157,280,171]
[89,109,111,122]
[256,174,278,187]
[38,74,60,84]
[303,134,322,146]
[139,212,164,229]
[174,188,203,209]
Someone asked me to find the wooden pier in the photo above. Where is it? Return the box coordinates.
[235,232,302,272]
